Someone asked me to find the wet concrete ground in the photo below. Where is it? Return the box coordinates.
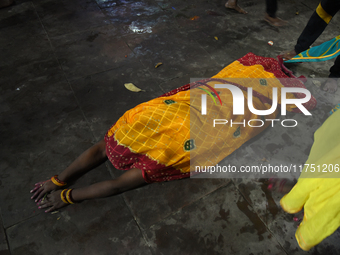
[1,0,340,254]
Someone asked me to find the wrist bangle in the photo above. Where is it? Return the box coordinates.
[60,189,69,204]
[65,189,75,204]
[51,175,67,187]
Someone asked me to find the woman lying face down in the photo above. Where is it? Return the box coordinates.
[30,76,280,212]
[32,53,340,252]
[30,54,316,239]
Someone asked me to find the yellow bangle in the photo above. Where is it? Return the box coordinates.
[51,175,67,187]
[60,189,69,204]
[66,189,74,204]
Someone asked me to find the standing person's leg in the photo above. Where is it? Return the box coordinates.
[295,0,340,54]
[264,0,287,27]
[266,0,277,18]
[295,0,340,92]
[319,0,340,92]
[329,55,340,78]
[282,0,340,60]
[323,55,340,92]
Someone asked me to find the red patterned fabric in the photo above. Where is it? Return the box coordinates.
[238,53,317,112]
[159,83,191,97]
[105,135,190,183]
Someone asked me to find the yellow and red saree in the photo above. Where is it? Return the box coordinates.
[105,53,317,183]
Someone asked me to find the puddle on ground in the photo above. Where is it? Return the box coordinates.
[128,21,152,34]
[236,198,268,241]
[259,179,279,218]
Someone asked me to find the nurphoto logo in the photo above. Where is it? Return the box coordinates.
[200,84,312,128]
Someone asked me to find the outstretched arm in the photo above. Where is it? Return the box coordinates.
[37,168,146,212]
[58,139,108,182]
[31,139,108,202]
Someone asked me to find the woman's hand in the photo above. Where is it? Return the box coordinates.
[37,190,68,213]
[30,180,59,202]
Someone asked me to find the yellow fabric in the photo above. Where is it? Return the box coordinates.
[280,109,340,251]
[107,60,297,173]
[213,61,297,111]
[107,91,191,171]
[316,3,332,24]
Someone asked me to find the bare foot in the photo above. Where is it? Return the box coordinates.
[225,0,248,14]
[322,78,338,93]
[264,13,288,27]
[280,49,297,61]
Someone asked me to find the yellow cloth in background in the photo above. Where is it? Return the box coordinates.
[280,109,340,251]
